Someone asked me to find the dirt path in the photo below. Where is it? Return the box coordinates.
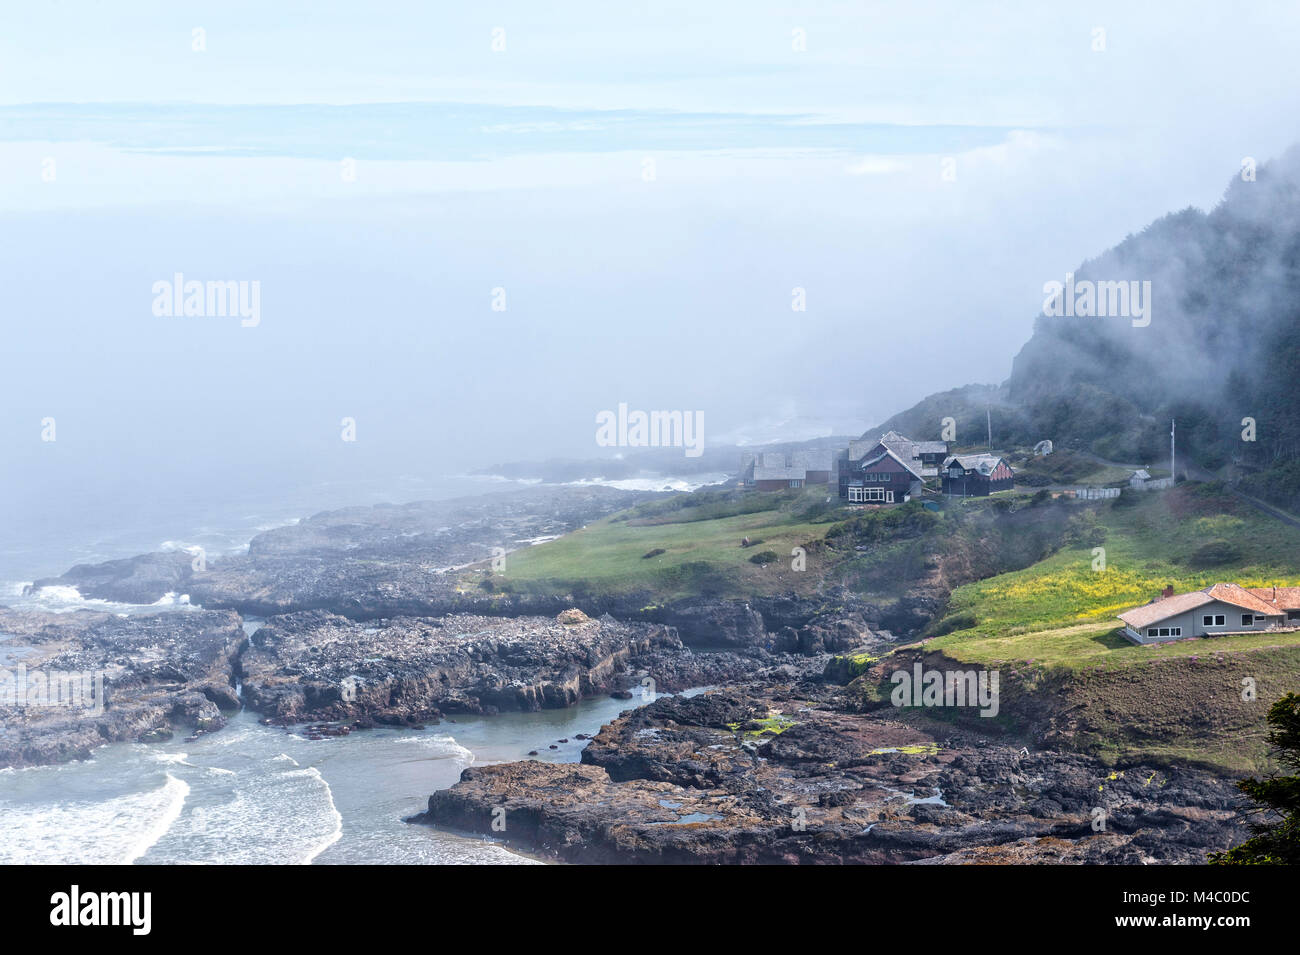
[1231,490,1300,529]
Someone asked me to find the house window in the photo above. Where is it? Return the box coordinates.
[789,479,803,488]
[1241,614,1253,626]
[1216,615,1225,626]
[1202,615,1213,626]
[848,487,864,503]
[1171,627,1181,636]
[1146,628,1158,637]
[864,487,885,502]
[886,491,895,503]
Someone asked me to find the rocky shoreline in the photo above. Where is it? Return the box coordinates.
[0,603,766,768]
[411,679,1250,864]
[21,486,916,649]
[3,486,819,770]
[27,486,657,616]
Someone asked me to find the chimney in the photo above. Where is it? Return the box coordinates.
[1161,585,1175,599]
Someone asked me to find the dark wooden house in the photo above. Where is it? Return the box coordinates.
[838,430,944,501]
[840,447,923,503]
[941,453,1014,497]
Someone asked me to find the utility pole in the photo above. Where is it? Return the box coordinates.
[1170,418,1176,482]
[986,407,992,451]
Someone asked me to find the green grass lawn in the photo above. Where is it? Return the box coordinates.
[1073,463,1137,484]
[494,486,845,600]
[927,484,1300,669]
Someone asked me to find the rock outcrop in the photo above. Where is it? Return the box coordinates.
[26,486,653,613]
[237,610,760,725]
[0,609,243,768]
[412,681,1249,864]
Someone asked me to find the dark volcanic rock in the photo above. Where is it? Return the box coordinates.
[412,681,1250,864]
[237,610,760,725]
[26,486,654,612]
[0,609,244,768]
[28,551,194,606]
[656,598,766,648]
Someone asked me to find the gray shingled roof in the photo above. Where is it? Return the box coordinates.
[850,430,946,466]
[857,447,922,480]
[877,431,915,462]
[944,453,1009,476]
[846,438,877,461]
[792,449,833,471]
[752,466,806,481]
[1117,590,1216,629]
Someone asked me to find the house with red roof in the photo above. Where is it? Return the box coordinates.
[1117,582,1300,644]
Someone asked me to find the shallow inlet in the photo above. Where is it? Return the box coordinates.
[0,686,703,864]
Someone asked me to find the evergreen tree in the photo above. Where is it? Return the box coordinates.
[1211,693,1300,864]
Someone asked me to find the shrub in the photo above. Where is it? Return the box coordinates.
[1065,511,1106,546]
[1188,538,1241,567]
[929,611,978,636]
[748,550,780,565]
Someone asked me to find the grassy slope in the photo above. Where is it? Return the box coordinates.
[1007,447,1162,488]
[927,483,1300,669]
[872,484,1300,772]
[496,486,846,601]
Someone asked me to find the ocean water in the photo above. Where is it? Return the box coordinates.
[0,689,692,865]
[0,472,526,590]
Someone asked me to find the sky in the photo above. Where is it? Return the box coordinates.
[2,1,1299,559]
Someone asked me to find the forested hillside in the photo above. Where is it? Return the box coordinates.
[872,146,1300,506]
